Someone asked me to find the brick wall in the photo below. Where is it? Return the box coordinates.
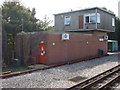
[15,31,107,65]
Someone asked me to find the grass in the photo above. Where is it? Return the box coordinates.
[2,66,33,73]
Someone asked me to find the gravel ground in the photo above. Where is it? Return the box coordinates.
[115,85,120,90]
[1,54,120,88]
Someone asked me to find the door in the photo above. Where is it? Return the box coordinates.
[108,42,112,51]
[39,44,46,64]
[79,16,84,29]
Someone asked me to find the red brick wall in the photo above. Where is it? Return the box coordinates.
[15,31,107,65]
[45,33,107,64]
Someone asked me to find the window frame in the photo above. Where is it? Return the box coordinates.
[84,13,100,23]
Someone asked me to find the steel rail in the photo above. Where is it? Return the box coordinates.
[67,65,120,90]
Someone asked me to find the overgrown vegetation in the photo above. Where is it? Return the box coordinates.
[3,66,33,72]
[2,1,53,67]
[108,17,120,43]
[2,2,53,32]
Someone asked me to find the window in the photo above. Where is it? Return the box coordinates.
[85,16,89,23]
[85,13,100,23]
[90,14,96,23]
[97,13,100,23]
[64,16,71,25]
[112,18,115,26]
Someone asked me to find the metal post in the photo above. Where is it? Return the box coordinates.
[20,18,25,66]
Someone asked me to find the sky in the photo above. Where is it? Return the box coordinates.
[0,0,120,25]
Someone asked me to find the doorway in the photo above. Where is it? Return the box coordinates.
[39,44,46,64]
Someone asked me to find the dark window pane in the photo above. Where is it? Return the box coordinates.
[86,16,89,23]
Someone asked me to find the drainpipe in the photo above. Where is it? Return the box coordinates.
[95,9,98,30]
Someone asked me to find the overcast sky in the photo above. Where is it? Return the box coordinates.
[0,0,120,25]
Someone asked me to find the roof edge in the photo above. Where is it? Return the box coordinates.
[54,7,115,16]
[63,29,115,33]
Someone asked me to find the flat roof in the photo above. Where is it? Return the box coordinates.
[54,7,115,16]
[65,29,115,33]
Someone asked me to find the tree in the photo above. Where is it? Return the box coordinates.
[37,15,53,31]
[102,7,119,40]
[102,7,120,49]
[47,26,54,31]
[115,18,120,42]
[2,1,39,66]
[2,2,53,32]
[2,2,39,33]
[108,17,120,40]
[102,7,114,14]
[2,1,53,66]
[108,17,120,50]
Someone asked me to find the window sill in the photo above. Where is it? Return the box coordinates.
[64,24,70,26]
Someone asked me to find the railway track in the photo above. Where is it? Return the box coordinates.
[67,65,120,90]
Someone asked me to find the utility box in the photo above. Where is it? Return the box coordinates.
[108,40,118,52]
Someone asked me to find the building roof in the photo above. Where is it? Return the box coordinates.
[66,29,115,32]
[54,7,115,16]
